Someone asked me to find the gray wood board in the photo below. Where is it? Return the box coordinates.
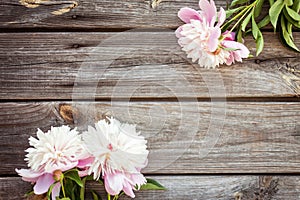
[1,102,300,175]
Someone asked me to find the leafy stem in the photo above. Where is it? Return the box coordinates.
[221,0,256,31]
[229,1,256,33]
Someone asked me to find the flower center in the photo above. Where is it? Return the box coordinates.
[54,150,63,159]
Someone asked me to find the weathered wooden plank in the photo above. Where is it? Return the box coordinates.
[1,102,300,175]
[1,176,300,199]
[0,0,230,29]
[1,32,299,99]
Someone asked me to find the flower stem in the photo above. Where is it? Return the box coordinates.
[61,179,66,198]
[107,193,111,200]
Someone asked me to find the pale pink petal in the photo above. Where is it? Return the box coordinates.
[178,7,201,23]
[199,0,216,24]
[51,182,61,200]
[53,161,78,173]
[104,172,123,195]
[122,180,135,198]
[208,27,221,52]
[226,54,235,65]
[217,7,226,27]
[15,168,43,183]
[78,168,90,177]
[131,173,146,186]
[34,173,55,195]
[223,31,235,41]
[175,26,183,38]
[234,52,242,62]
[77,157,94,168]
[222,40,250,58]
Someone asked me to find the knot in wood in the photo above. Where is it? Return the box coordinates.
[59,104,76,123]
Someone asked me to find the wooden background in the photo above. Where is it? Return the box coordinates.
[1,0,300,199]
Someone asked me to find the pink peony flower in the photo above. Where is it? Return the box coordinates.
[16,126,90,199]
[176,0,249,68]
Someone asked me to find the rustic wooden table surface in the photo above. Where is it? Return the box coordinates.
[0,0,300,199]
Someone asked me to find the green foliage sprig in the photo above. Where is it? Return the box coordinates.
[224,0,300,55]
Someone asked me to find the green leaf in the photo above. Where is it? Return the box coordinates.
[285,5,300,21]
[269,0,274,6]
[226,6,246,18]
[230,0,250,7]
[139,178,166,191]
[280,14,300,52]
[25,190,34,196]
[292,0,300,12]
[47,182,58,200]
[255,28,264,56]
[241,12,252,31]
[251,16,259,39]
[254,0,264,18]
[252,17,264,55]
[287,21,294,40]
[284,0,293,6]
[269,0,284,29]
[91,190,102,200]
[283,6,300,28]
[246,12,270,34]
[223,47,240,51]
[237,27,243,43]
[98,179,104,185]
[57,198,71,200]
[71,185,77,200]
[64,170,83,187]
[257,15,271,28]
[80,176,87,200]
[86,175,94,181]
[63,178,74,198]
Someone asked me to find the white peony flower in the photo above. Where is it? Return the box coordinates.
[25,125,88,173]
[82,118,149,180]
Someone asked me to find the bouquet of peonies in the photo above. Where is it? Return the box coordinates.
[176,0,300,69]
[16,118,165,200]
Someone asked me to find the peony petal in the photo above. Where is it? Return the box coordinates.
[175,26,183,38]
[217,7,226,27]
[178,7,201,23]
[15,168,43,183]
[222,40,250,58]
[104,172,123,195]
[208,27,221,52]
[222,31,235,41]
[226,54,235,65]
[199,0,216,24]
[51,182,61,200]
[77,157,94,168]
[131,172,147,187]
[122,180,135,198]
[34,173,55,195]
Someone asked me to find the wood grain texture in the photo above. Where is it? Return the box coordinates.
[1,102,300,175]
[1,32,299,99]
[0,0,229,29]
[1,176,300,199]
